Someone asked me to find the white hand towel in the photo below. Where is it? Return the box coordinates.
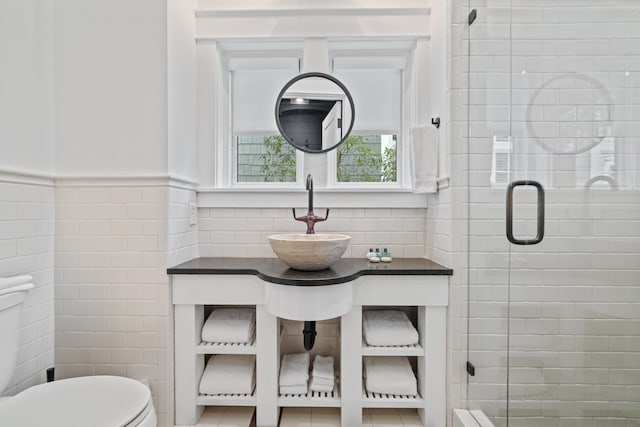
[363,310,419,346]
[0,282,34,297]
[310,376,334,387]
[201,308,256,343]
[279,384,308,395]
[309,381,334,393]
[0,275,32,291]
[363,356,417,396]
[279,353,310,386]
[199,354,256,395]
[311,355,334,380]
[409,125,438,193]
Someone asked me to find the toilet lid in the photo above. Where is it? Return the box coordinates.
[0,376,153,427]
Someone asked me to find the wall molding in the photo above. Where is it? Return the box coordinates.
[54,174,199,191]
[196,8,431,18]
[0,168,55,187]
[0,168,199,191]
[198,188,429,208]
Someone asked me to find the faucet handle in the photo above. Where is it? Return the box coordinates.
[292,208,305,222]
[291,208,330,234]
[314,209,330,222]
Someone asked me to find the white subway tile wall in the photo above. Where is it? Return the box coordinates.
[461,1,640,426]
[55,184,174,427]
[198,207,427,259]
[166,186,199,427]
[168,187,198,268]
[0,180,55,395]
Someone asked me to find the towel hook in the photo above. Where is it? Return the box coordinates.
[431,117,440,129]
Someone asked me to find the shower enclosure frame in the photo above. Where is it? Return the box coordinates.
[463,1,640,426]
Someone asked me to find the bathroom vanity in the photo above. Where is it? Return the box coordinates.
[168,258,451,427]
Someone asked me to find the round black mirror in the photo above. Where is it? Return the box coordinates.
[275,72,355,153]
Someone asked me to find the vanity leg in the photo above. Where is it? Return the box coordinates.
[256,305,279,427]
[340,306,362,427]
[420,306,446,427]
[174,304,204,426]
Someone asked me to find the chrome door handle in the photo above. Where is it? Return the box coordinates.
[506,180,545,245]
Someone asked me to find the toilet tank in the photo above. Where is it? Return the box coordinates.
[0,286,32,394]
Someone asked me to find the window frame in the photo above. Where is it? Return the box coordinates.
[197,38,432,208]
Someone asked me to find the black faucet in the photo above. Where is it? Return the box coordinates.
[292,174,329,234]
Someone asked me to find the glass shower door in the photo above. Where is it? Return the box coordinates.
[467,1,640,425]
[506,2,640,425]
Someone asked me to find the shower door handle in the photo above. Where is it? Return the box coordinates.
[506,180,545,245]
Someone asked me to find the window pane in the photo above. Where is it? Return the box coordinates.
[336,135,397,183]
[236,135,296,183]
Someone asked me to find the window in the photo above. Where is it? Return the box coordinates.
[235,135,296,182]
[231,64,301,185]
[331,62,403,185]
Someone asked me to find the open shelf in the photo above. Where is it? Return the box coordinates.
[361,338,423,356]
[197,387,257,406]
[195,337,257,354]
[361,386,424,408]
[278,385,341,407]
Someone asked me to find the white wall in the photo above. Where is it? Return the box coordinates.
[0,0,54,174]
[53,0,168,176]
[51,3,184,426]
[168,0,198,182]
[0,0,56,395]
[55,182,172,427]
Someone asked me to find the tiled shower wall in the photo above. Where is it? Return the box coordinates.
[55,182,173,427]
[0,178,55,395]
[460,1,640,426]
[198,207,427,259]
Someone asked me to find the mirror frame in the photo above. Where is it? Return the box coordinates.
[274,72,355,154]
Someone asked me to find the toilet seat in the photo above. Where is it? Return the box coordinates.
[0,375,154,427]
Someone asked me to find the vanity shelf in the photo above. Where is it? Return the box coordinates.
[278,385,341,408]
[361,386,425,409]
[197,390,257,406]
[361,340,423,357]
[170,259,450,427]
[195,339,256,355]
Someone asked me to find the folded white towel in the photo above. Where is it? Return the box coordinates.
[0,275,32,291]
[310,376,334,387]
[312,355,334,380]
[279,384,308,396]
[0,282,34,297]
[199,354,255,395]
[309,380,334,393]
[279,353,309,386]
[409,125,438,193]
[363,356,417,396]
[201,308,256,343]
[363,310,419,346]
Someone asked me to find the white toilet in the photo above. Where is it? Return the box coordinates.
[0,276,157,427]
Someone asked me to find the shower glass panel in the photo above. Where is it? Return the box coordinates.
[467,1,640,426]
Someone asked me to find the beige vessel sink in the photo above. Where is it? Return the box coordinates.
[268,233,350,271]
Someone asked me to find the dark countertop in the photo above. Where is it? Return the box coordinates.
[167,257,452,286]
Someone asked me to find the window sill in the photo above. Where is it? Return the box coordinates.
[197,187,429,208]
